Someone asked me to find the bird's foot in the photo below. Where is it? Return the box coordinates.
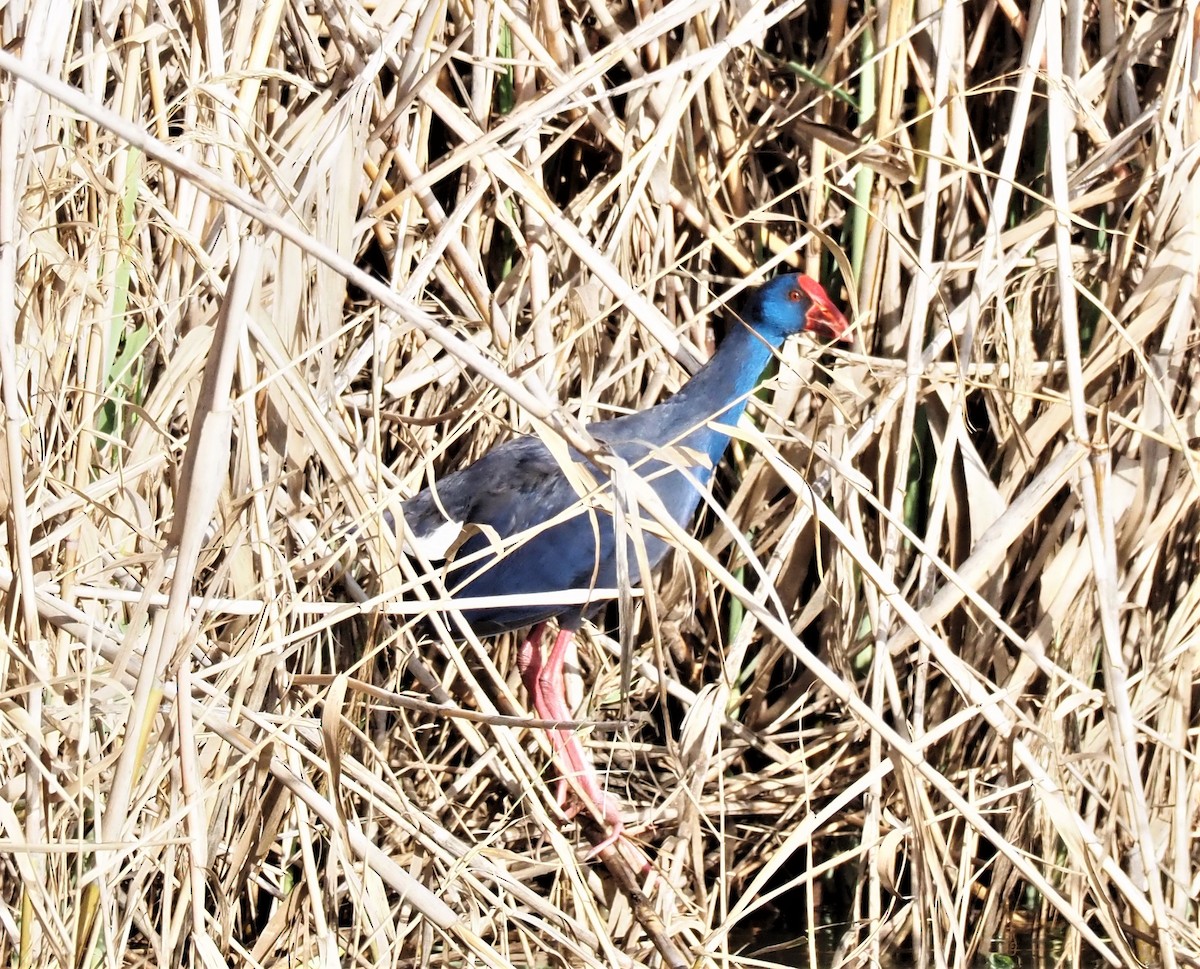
[576,799,651,875]
[584,819,625,857]
[550,728,651,870]
[580,801,625,853]
[552,753,623,825]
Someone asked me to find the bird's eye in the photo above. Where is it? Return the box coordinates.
[788,289,802,302]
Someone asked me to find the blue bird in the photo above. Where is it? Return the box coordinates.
[398,273,849,854]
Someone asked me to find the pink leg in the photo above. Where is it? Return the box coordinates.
[517,623,625,849]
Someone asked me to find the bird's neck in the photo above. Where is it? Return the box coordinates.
[666,321,781,470]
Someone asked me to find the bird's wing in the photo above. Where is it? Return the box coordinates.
[399,435,592,560]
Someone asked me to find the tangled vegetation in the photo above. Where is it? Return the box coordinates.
[0,0,1196,965]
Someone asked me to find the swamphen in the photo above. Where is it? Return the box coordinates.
[398,273,849,853]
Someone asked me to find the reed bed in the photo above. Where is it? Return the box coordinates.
[0,0,1196,965]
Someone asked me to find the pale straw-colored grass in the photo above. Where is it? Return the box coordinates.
[0,0,1196,966]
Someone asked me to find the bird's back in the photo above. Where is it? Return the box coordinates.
[399,407,717,636]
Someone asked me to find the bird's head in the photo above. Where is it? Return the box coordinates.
[744,273,851,345]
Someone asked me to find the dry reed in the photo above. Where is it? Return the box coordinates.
[0,0,1196,966]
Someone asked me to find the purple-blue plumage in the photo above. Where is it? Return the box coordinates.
[395,273,848,862]
[399,273,849,635]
